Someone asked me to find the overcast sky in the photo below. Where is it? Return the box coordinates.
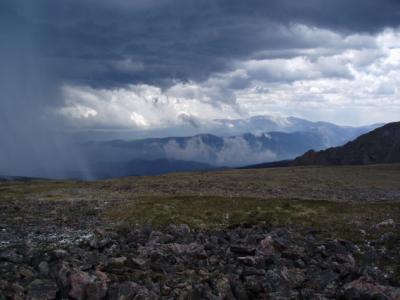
[2,0,400,135]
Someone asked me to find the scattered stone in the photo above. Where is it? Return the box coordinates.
[58,262,71,288]
[216,276,235,299]
[0,249,23,263]
[20,266,36,278]
[116,281,140,299]
[108,256,127,269]
[52,249,69,259]
[38,261,50,276]
[258,235,275,256]
[129,257,148,269]
[69,271,92,300]
[237,256,258,266]
[375,218,396,229]
[343,277,400,299]
[27,279,58,300]
[86,270,110,300]
[230,245,256,256]
[281,267,306,288]
[1,224,399,299]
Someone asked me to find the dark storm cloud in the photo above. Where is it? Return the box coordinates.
[1,0,399,177]
[0,1,93,178]
[2,0,400,90]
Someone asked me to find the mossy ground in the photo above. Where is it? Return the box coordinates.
[1,164,400,241]
[105,196,400,241]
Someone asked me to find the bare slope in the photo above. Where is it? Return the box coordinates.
[294,121,400,166]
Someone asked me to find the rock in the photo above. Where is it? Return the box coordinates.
[86,270,109,300]
[89,236,99,249]
[98,238,112,248]
[86,282,107,300]
[11,283,25,297]
[19,242,35,262]
[230,277,249,300]
[111,256,127,265]
[27,279,58,300]
[216,276,235,299]
[272,235,291,251]
[258,235,275,256]
[241,266,265,276]
[166,243,190,255]
[294,259,306,269]
[375,219,396,229]
[282,246,306,260]
[38,261,50,276]
[0,280,8,290]
[52,249,69,259]
[166,242,207,257]
[134,287,157,300]
[58,262,71,288]
[335,253,355,267]
[107,256,128,270]
[69,270,92,300]
[168,224,191,237]
[1,223,400,299]
[90,234,112,249]
[316,244,328,257]
[244,275,264,295]
[307,270,339,290]
[188,283,209,300]
[160,285,172,296]
[5,284,24,300]
[230,246,256,256]
[343,277,400,299]
[280,267,305,288]
[19,266,36,278]
[116,281,140,300]
[237,256,258,266]
[94,227,107,237]
[0,249,23,263]
[129,257,148,269]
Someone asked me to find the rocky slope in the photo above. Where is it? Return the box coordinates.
[294,122,400,166]
[1,223,399,299]
[1,165,400,299]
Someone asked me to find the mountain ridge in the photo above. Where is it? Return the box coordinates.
[293,121,400,166]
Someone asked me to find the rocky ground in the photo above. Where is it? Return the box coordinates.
[1,165,400,299]
[1,223,399,299]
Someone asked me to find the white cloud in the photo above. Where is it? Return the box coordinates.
[58,26,400,129]
[234,27,400,125]
[59,83,242,130]
[163,136,277,166]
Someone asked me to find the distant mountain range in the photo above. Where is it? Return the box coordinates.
[82,131,323,168]
[0,176,42,182]
[0,116,387,180]
[76,116,382,179]
[69,115,381,142]
[293,122,400,166]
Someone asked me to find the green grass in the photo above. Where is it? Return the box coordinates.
[0,181,74,199]
[105,196,400,241]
